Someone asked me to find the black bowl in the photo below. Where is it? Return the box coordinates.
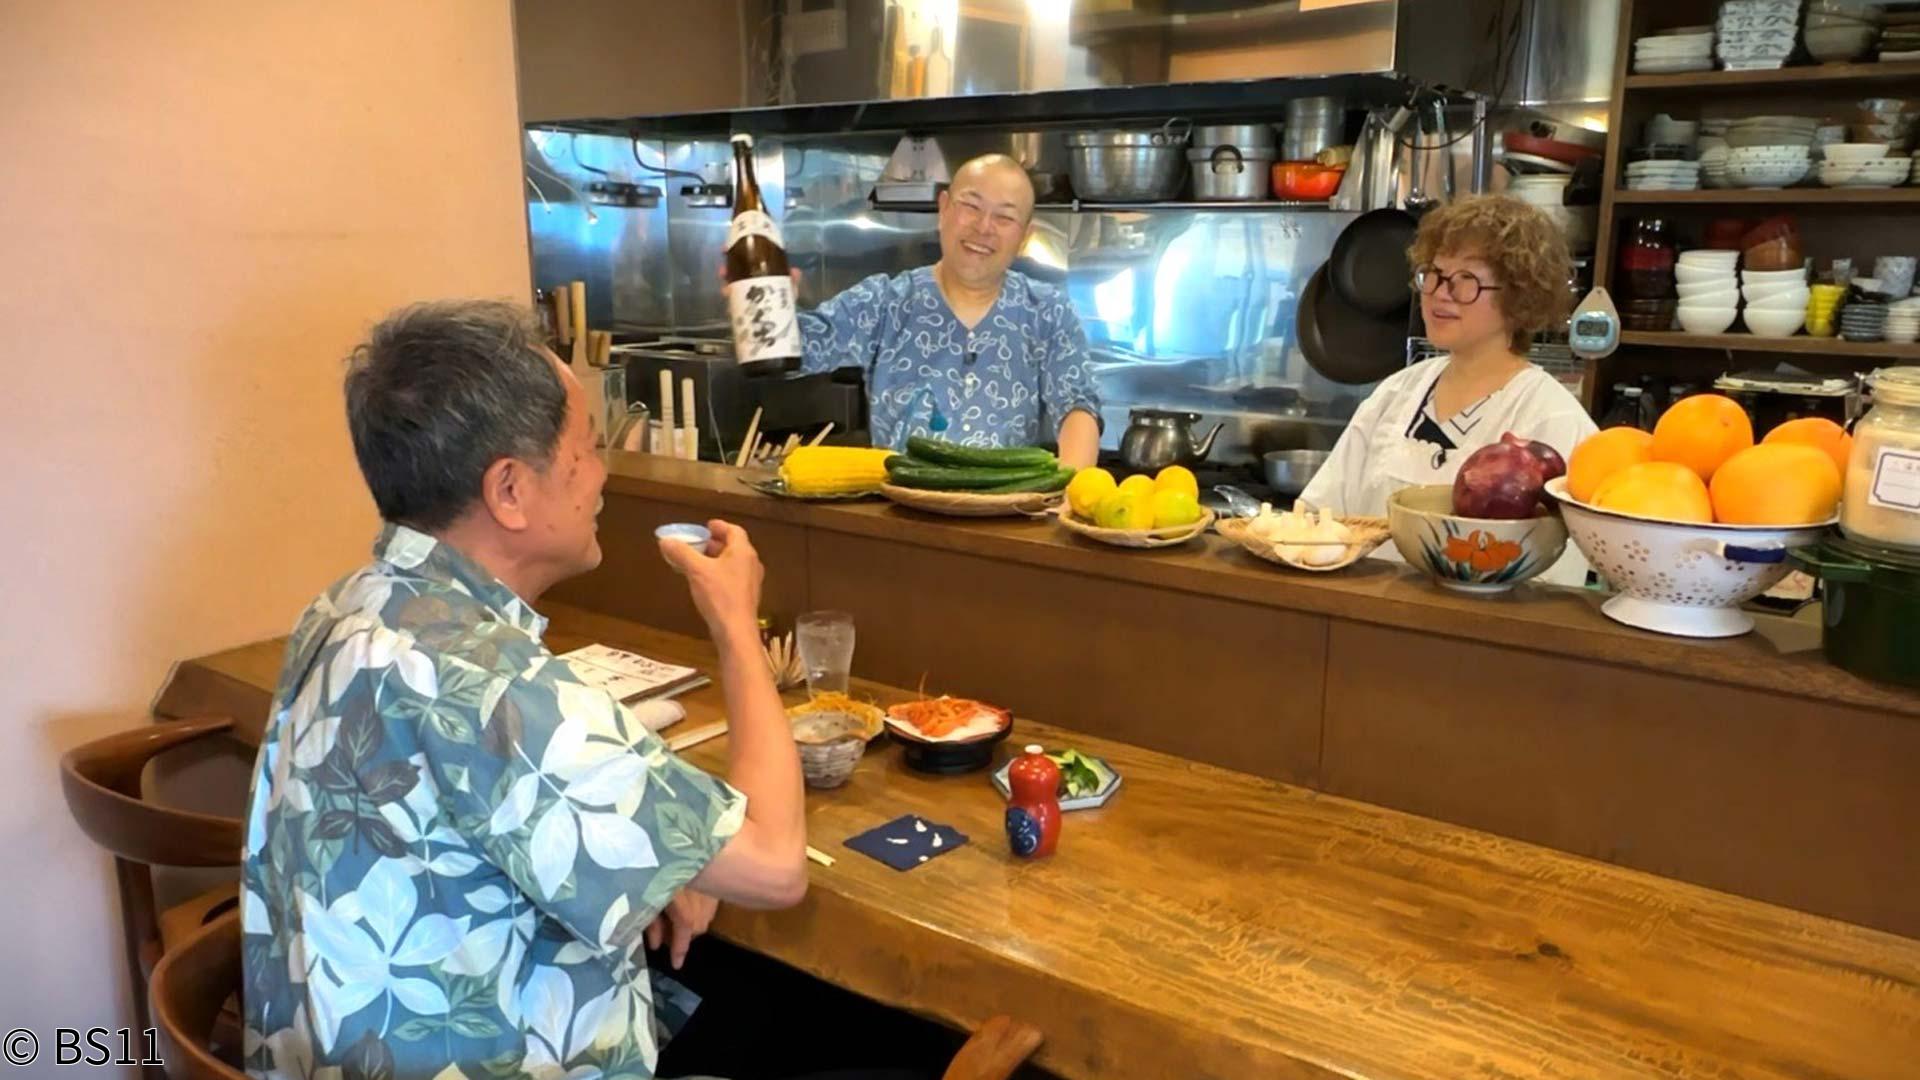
[892,718,1015,775]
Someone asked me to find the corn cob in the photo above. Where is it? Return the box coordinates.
[778,445,893,495]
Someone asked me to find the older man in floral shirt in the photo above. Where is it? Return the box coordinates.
[241,301,807,1080]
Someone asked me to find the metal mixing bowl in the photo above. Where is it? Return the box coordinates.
[1263,449,1331,497]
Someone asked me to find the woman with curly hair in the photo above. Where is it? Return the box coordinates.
[1300,194,1597,585]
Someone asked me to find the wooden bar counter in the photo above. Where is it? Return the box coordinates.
[155,605,1920,1080]
[543,453,1920,940]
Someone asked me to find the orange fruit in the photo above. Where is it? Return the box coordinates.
[1709,443,1842,525]
[1567,427,1655,503]
[1592,461,1715,524]
[1651,394,1754,483]
[1762,417,1853,478]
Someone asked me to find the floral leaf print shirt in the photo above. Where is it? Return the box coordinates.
[240,525,746,1080]
[798,266,1101,452]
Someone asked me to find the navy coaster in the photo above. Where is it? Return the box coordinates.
[843,814,969,871]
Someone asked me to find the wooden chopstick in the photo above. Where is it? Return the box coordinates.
[806,422,835,447]
[666,720,728,752]
[806,846,836,868]
[735,407,764,468]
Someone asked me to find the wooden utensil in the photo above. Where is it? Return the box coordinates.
[657,370,676,456]
[735,407,764,468]
[807,422,835,447]
[680,377,698,461]
[552,285,573,346]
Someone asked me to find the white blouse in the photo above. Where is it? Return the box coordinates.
[1299,356,1599,587]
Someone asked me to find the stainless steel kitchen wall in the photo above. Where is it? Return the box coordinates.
[527,128,1370,459]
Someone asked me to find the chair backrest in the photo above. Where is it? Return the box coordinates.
[943,1015,1044,1080]
[148,910,245,1080]
[60,717,242,867]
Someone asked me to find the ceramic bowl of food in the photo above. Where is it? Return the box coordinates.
[1678,305,1740,334]
[1743,305,1807,336]
[885,697,1013,774]
[1387,485,1568,595]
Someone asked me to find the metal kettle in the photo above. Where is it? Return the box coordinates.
[1118,409,1223,471]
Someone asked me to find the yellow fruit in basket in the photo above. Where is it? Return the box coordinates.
[1153,464,1200,501]
[1095,491,1153,530]
[1567,427,1655,503]
[1651,393,1753,483]
[1118,474,1157,499]
[1150,489,1203,529]
[1066,467,1118,519]
[1709,443,1842,525]
[1592,461,1715,524]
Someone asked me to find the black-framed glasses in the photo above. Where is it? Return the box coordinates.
[1414,265,1503,304]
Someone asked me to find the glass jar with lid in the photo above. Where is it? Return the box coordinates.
[1842,367,1920,551]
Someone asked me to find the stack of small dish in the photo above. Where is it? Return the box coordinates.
[1854,97,1919,152]
[1806,282,1847,336]
[1626,159,1704,190]
[1717,0,1803,69]
[1634,28,1717,72]
[1726,144,1812,187]
[1882,10,1920,58]
[1804,0,1884,62]
[1724,114,1820,148]
[1741,265,1811,337]
[1841,300,1890,341]
[1818,143,1914,186]
[1676,250,1741,334]
[1699,144,1734,187]
[1885,297,1920,343]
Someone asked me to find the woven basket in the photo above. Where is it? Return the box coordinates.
[880,484,1062,518]
[1215,514,1392,572]
[1055,507,1216,549]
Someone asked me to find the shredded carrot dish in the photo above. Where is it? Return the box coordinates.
[887,695,1004,738]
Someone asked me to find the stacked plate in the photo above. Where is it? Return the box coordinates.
[1841,301,1890,341]
[1724,114,1820,148]
[1700,144,1734,187]
[1886,298,1920,344]
[1742,265,1811,337]
[1718,0,1802,69]
[1677,250,1742,334]
[1726,144,1812,187]
[1880,9,1920,57]
[1820,153,1914,186]
[1635,29,1717,72]
[1644,113,1701,148]
[1626,159,1704,190]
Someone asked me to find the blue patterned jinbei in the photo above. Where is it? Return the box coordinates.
[241,525,745,1080]
[798,266,1100,451]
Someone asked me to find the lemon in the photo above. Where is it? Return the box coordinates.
[1066,467,1118,519]
[1150,489,1203,528]
[1095,491,1154,530]
[1118,474,1157,500]
[1154,465,1199,501]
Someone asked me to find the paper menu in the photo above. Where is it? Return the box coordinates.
[559,643,708,702]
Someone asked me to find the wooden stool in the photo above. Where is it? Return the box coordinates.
[59,717,244,1055]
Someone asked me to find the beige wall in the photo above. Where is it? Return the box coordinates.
[0,0,529,1035]
[515,0,744,122]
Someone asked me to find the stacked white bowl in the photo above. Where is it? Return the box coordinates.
[1626,159,1704,190]
[1819,143,1914,187]
[1886,297,1920,344]
[1726,145,1811,188]
[1741,265,1811,337]
[1677,250,1741,334]
[1506,174,1596,252]
[1718,0,1802,69]
[1634,29,1716,73]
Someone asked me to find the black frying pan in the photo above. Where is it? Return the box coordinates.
[1327,207,1418,317]
[1296,262,1411,386]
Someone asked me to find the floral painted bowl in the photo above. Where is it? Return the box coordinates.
[1387,484,1569,594]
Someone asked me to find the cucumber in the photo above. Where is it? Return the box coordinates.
[981,466,1076,494]
[906,437,1056,470]
[885,460,1058,491]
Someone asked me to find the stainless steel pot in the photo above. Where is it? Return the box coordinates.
[1188,145,1274,201]
[1067,119,1191,202]
[1263,449,1331,497]
[1282,96,1347,161]
[1119,408,1223,471]
[1196,123,1276,151]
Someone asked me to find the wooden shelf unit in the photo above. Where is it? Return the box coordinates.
[1588,0,1920,412]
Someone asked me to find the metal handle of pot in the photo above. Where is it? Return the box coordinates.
[1154,117,1194,147]
[1209,144,1245,174]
